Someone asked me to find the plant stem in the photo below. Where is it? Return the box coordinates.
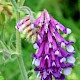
[11,0,28,80]
[16,6,28,80]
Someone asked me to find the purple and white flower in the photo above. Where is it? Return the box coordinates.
[32,9,75,80]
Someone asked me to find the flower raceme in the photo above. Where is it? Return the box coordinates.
[32,9,75,80]
[15,9,75,80]
[16,15,39,43]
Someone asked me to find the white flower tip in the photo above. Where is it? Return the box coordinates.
[52,32,55,37]
[60,71,62,74]
[60,57,66,63]
[56,25,60,30]
[52,62,55,66]
[45,23,48,27]
[45,24,48,33]
[49,43,52,48]
[55,50,59,55]
[67,56,76,64]
[46,14,50,21]
[19,28,23,32]
[45,28,48,33]
[64,68,71,75]
[30,24,35,29]
[66,45,74,52]
[43,71,48,79]
[66,28,71,34]
[33,43,39,49]
[38,35,41,40]
[61,42,65,47]
[45,55,49,60]
[34,59,40,67]
[39,23,42,27]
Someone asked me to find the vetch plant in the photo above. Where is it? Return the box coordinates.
[0,0,75,79]
[16,9,76,80]
[0,0,78,80]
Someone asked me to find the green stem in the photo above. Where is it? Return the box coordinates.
[16,8,28,80]
[11,0,18,10]
[11,0,28,80]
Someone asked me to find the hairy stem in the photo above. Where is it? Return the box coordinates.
[11,0,28,80]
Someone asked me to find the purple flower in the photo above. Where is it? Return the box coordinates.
[15,16,38,43]
[16,16,31,31]
[32,9,75,80]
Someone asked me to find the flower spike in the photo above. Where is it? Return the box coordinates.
[32,9,75,80]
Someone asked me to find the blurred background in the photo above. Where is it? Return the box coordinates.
[0,0,80,80]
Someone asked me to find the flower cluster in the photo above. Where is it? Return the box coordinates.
[32,9,75,80]
[15,9,75,80]
[16,15,38,43]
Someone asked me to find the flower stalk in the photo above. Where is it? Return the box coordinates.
[16,12,28,80]
[11,0,28,80]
